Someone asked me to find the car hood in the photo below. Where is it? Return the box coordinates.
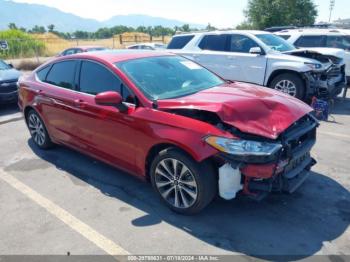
[0,68,21,82]
[284,47,345,59]
[157,82,312,139]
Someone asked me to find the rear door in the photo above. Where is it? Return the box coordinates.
[37,60,81,145]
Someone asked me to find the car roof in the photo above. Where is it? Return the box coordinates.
[173,30,269,37]
[66,45,106,50]
[62,49,174,63]
[276,28,349,35]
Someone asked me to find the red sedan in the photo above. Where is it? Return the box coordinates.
[18,51,318,214]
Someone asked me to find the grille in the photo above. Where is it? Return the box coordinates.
[327,65,345,78]
[279,115,317,159]
[0,80,17,93]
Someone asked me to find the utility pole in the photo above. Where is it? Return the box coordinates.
[329,0,335,22]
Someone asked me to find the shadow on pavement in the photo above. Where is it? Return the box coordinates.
[28,140,350,260]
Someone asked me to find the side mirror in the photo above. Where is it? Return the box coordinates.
[249,47,263,55]
[95,91,127,112]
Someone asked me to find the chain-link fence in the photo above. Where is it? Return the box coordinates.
[0,34,171,69]
[0,35,170,59]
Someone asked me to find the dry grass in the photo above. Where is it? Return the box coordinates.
[16,59,43,70]
[31,32,171,56]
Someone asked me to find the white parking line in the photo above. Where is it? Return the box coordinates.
[0,169,129,256]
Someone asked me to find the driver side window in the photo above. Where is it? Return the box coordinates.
[79,61,136,103]
[229,34,259,53]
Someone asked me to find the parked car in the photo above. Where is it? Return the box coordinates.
[57,46,108,56]
[167,30,346,100]
[18,50,318,214]
[275,28,350,82]
[127,43,166,50]
[0,59,21,104]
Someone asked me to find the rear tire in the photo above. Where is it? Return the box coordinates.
[150,148,217,215]
[270,73,305,100]
[26,110,53,150]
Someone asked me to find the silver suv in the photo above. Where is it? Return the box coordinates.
[168,30,347,100]
[276,28,350,82]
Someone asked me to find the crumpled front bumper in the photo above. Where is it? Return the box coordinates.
[304,64,347,99]
[216,114,318,201]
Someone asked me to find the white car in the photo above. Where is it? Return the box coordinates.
[167,30,346,100]
[127,43,166,50]
[276,28,350,81]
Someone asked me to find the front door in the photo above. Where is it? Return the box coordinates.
[68,60,140,173]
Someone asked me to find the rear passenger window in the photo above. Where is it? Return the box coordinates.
[45,61,77,89]
[36,66,51,81]
[79,61,121,95]
[167,35,194,49]
[198,35,229,51]
[295,35,326,47]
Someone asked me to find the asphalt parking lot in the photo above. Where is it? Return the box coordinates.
[0,96,349,260]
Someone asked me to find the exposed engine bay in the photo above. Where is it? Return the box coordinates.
[284,49,347,98]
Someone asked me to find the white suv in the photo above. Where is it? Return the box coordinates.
[167,30,346,100]
[276,28,350,81]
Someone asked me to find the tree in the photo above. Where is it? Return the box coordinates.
[8,23,18,30]
[244,0,318,30]
[206,23,217,31]
[235,21,255,30]
[30,25,46,33]
[181,24,190,32]
[47,24,55,32]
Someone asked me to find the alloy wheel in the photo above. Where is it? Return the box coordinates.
[154,158,198,209]
[28,113,46,146]
[274,80,297,97]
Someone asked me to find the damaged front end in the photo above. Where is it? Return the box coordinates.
[210,114,318,201]
[286,50,347,99]
[166,108,318,201]
[159,83,318,201]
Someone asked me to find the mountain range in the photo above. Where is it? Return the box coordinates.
[0,0,204,32]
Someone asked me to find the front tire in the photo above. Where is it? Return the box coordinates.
[26,110,53,149]
[150,148,217,215]
[270,73,305,100]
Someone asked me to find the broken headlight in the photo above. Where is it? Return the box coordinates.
[205,136,282,157]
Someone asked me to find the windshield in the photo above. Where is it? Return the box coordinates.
[0,60,11,70]
[116,56,224,100]
[255,34,295,52]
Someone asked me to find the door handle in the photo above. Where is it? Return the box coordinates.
[74,99,88,108]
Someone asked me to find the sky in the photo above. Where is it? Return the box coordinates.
[12,0,350,28]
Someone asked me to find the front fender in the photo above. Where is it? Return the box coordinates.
[264,61,311,86]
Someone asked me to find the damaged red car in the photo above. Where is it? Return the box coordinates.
[18,51,318,214]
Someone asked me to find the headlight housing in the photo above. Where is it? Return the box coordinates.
[304,62,322,70]
[205,136,282,163]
